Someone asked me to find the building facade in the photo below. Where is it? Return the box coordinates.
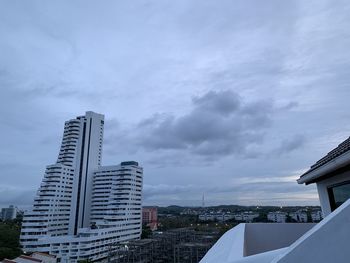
[267,211,287,223]
[289,210,308,223]
[311,210,323,222]
[142,207,158,230]
[198,212,258,223]
[20,112,143,262]
[1,205,17,221]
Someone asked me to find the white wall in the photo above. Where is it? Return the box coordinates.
[316,170,350,217]
[244,223,315,257]
[200,224,246,263]
[273,198,350,263]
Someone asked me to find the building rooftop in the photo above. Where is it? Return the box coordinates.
[298,136,350,184]
[121,161,139,166]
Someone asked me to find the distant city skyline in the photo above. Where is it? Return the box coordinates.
[1,0,350,207]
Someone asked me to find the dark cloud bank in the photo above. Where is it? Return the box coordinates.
[106,90,303,161]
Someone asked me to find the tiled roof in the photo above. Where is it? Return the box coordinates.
[18,255,42,262]
[302,136,350,177]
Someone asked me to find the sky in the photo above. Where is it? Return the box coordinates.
[1,0,350,208]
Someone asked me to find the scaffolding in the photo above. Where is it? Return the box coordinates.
[111,239,157,263]
[108,228,218,263]
[174,243,212,263]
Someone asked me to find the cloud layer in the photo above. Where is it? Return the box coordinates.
[133,90,278,160]
[1,0,350,207]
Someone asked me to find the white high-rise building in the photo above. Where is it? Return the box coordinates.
[20,112,143,262]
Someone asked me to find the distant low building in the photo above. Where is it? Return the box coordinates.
[198,212,258,223]
[267,211,287,223]
[1,205,17,221]
[199,213,234,222]
[233,212,259,222]
[290,210,308,222]
[180,208,199,215]
[142,207,158,230]
[311,210,323,222]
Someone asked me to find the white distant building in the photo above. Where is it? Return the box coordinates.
[201,136,350,263]
[20,112,143,263]
[234,212,259,222]
[311,210,323,222]
[1,205,17,220]
[199,213,235,222]
[199,212,258,223]
[290,210,308,222]
[267,211,287,223]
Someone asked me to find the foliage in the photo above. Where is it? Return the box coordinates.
[253,213,268,222]
[158,215,197,230]
[141,225,152,239]
[0,220,22,260]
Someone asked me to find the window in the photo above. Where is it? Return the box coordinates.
[328,181,350,211]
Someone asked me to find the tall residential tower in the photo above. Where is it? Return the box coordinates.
[20,112,143,262]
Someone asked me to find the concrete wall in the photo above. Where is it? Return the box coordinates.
[273,198,350,263]
[200,223,316,263]
[316,170,350,216]
[244,223,315,257]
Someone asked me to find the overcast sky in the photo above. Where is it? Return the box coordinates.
[1,0,350,208]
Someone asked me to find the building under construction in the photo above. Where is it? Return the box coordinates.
[108,228,219,263]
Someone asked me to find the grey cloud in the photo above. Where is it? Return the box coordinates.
[274,134,306,155]
[192,90,240,115]
[278,101,299,111]
[136,90,273,158]
[0,187,35,207]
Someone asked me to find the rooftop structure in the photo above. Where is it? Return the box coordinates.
[299,136,350,180]
[20,112,143,262]
[1,252,56,263]
[201,136,350,263]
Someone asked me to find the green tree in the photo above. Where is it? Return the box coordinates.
[141,225,152,239]
[0,222,22,260]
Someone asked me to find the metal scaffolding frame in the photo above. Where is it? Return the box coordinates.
[107,228,218,263]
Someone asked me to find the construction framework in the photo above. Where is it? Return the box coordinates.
[107,228,219,263]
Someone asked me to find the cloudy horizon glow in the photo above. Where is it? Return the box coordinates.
[1,0,350,208]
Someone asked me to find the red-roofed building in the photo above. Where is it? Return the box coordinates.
[1,253,56,263]
[142,207,158,230]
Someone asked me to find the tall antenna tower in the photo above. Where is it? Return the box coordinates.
[202,193,205,208]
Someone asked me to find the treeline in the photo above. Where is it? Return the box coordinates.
[0,219,22,260]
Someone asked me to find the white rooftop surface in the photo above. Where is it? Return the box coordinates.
[200,198,350,263]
